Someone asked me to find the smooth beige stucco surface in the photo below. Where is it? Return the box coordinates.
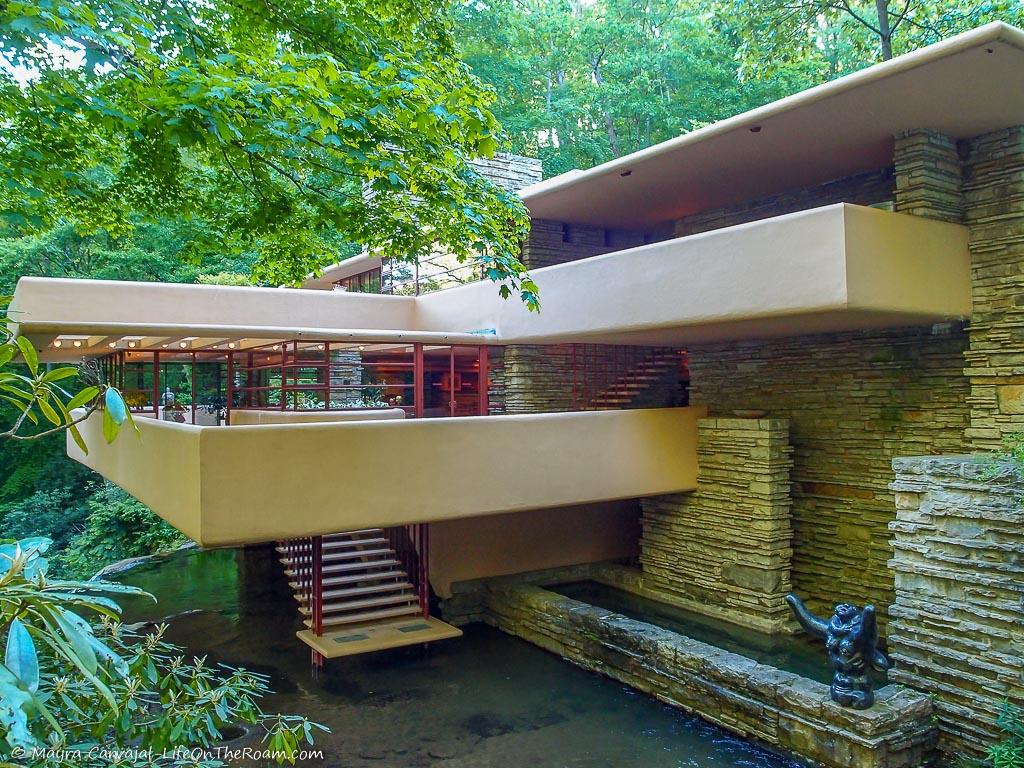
[69,407,703,547]
[16,204,970,355]
[429,502,641,598]
[72,413,203,541]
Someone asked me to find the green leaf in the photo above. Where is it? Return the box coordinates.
[41,366,79,383]
[52,607,98,675]
[15,336,38,375]
[68,421,89,455]
[66,385,101,411]
[102,407,120,444]
[5,619,39,693]
[37,393,61,426]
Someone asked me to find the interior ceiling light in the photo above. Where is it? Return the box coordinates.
[127,340,137,348]
[73,340,83,348]
[179,341,188,348]
[108,342,117,348]
[52,339,63,348]
[227,342,237,349]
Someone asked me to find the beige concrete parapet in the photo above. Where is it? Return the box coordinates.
[69,406,702,547]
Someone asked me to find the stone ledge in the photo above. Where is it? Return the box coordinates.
[468,581,935,768]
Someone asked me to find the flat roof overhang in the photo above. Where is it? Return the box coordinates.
[520,22,1024,229]
[11,204,971,355]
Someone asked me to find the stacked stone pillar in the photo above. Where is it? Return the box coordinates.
[961,126,1024,449]
[893,129,964,222]
[640,418,794,633]
[888,456,1024,758]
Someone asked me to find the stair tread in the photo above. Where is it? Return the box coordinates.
[281,547,393,564]
[290,569,407,589]
[276,537,386,555]
[299,592,417,615]
[286,558,401,577]
[294,581,414,601]
[305,604,422,628]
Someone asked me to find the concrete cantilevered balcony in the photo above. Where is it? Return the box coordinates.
[69,407,702,547]
[12,203,969,356]
[416,203,972,345]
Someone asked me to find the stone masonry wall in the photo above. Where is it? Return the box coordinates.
[640,418,795,633]
[329,349,364,407]
[962,126,1024,449]
[502,344,575,414]
[893,130,964,223]
[521,219,655,270]
[510,216,665,414]
[673,167,895,236]
[687,327,971,628]
[471,153,543,193]
[888,455,1024,758]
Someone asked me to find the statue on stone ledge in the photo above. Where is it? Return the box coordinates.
[786,593,891,709]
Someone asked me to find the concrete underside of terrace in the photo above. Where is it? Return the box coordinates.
[13,204,970,359]
[68,406,703,547]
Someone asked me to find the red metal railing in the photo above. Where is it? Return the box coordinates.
[384,524,430,617]
[570,345,655,410]
[570,345,686,411]
[282,535,324,668]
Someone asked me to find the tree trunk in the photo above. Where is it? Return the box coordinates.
[591,58,621,157]
[874,0,893,60]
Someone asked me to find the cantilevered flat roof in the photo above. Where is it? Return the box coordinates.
[13,204,970,357]
[521,22,1024,229]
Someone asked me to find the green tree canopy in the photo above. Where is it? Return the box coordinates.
[453,0,817,176]
[0,0,537,307]
[724,0,1024,78]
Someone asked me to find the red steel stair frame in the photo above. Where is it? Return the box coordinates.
[572,346,684,411]
[277,525,430,665]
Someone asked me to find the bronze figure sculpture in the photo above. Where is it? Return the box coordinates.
[786,594,890,709]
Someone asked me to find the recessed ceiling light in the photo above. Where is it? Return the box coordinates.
[53,339,63,348]
[108,342,117,348]
[73,340,83,348]
[127,340,137,348]
[227,342,237,349]
[179,341,188,348]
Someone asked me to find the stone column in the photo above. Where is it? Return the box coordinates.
[961,126,1024,449]
[888,455,1024,758]
[640,417,794,633]
[893,129,963,222]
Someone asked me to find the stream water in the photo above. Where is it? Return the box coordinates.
[115,547,803,768]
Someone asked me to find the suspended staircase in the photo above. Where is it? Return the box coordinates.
[277,526,461,661]
[575,347,685,411]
